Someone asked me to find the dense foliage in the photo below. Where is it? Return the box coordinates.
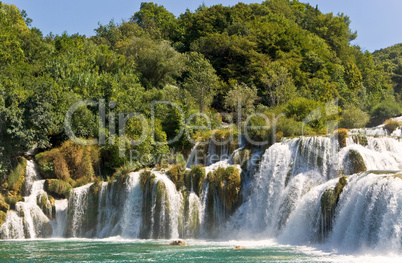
[1,0,401,183]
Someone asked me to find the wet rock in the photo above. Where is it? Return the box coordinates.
[169,240,188,246]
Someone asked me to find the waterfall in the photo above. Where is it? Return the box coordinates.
[1,134,401,254]
[120,172,143,238]
[328,173,402,253]
[52,199,68,237]
[227,135,402,251]
[0,160,53,239]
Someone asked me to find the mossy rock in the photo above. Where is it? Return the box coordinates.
[0,211,6,226]
[320,176,347,240]
[189,165,206,196]
[0,195,9,213]
[166,164,186,191]
[334,128,348,148]
[384,120,401,134]
[140,170,155,190]
[5,195,23,210]
[44,179,72,199]
[351,135,368,146]
[6,157,27,193]
[393,174,402,180]
[348,150,367,175]
[208,166,241,213]
[37,193,53,219]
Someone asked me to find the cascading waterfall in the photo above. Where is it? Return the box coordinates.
[1,134,401,254]
[0,160,54,239]
[227,135,402,252]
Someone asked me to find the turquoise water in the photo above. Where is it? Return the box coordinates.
[0,239,400,263]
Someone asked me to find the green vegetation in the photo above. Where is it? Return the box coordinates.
[44,179,72,198]
[207,166,241,212]
[384,120,401,134]
[0,0,401,203]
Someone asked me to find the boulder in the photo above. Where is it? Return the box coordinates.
[169,240,188,246]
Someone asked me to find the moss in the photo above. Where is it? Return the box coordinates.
[37,193,52,218]
[392,174,402,180]
[334,128,348,148]
[166,164,186,191]
[5,195,23,210]
[86,182,102,231]
[140,170,155,190]
[44,179,72,198]
[0,195,10,213]
[0,211,6,226]
[320,176,347,240]
[348,149,367,174]
[351,135,368,146]
[189,165,206,196]
[154,181,170,239]
[6,157,27,193]
[384,120,401,134]
[208,166,241,213]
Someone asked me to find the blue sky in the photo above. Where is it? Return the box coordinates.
[4,0,402,52]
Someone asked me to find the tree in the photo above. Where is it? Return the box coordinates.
[260,63,296,106]
[340,103,370,128]
[135,40,186,89]
[184,52,219,112]
[224,82,257,119]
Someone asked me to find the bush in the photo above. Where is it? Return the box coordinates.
[284,97,321,122]
[340,104,370,128]
[60,141,100,180]
[384,120,401,134]
[44,179,72,198]
[36,149,70,180]
[370,100,402,126]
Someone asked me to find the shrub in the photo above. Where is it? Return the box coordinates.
[112,162,141,181]
[36,150,70,180]
[384,120,401,134]
[44,179,72,198]
[60,141,100,180]
[340,104,370,128]
[284,97,321,122]
[370,101,402,125]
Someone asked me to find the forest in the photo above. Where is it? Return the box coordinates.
[1,0,401,196]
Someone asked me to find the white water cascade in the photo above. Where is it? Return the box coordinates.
[0,160,53,239]
[1,134,401,254]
